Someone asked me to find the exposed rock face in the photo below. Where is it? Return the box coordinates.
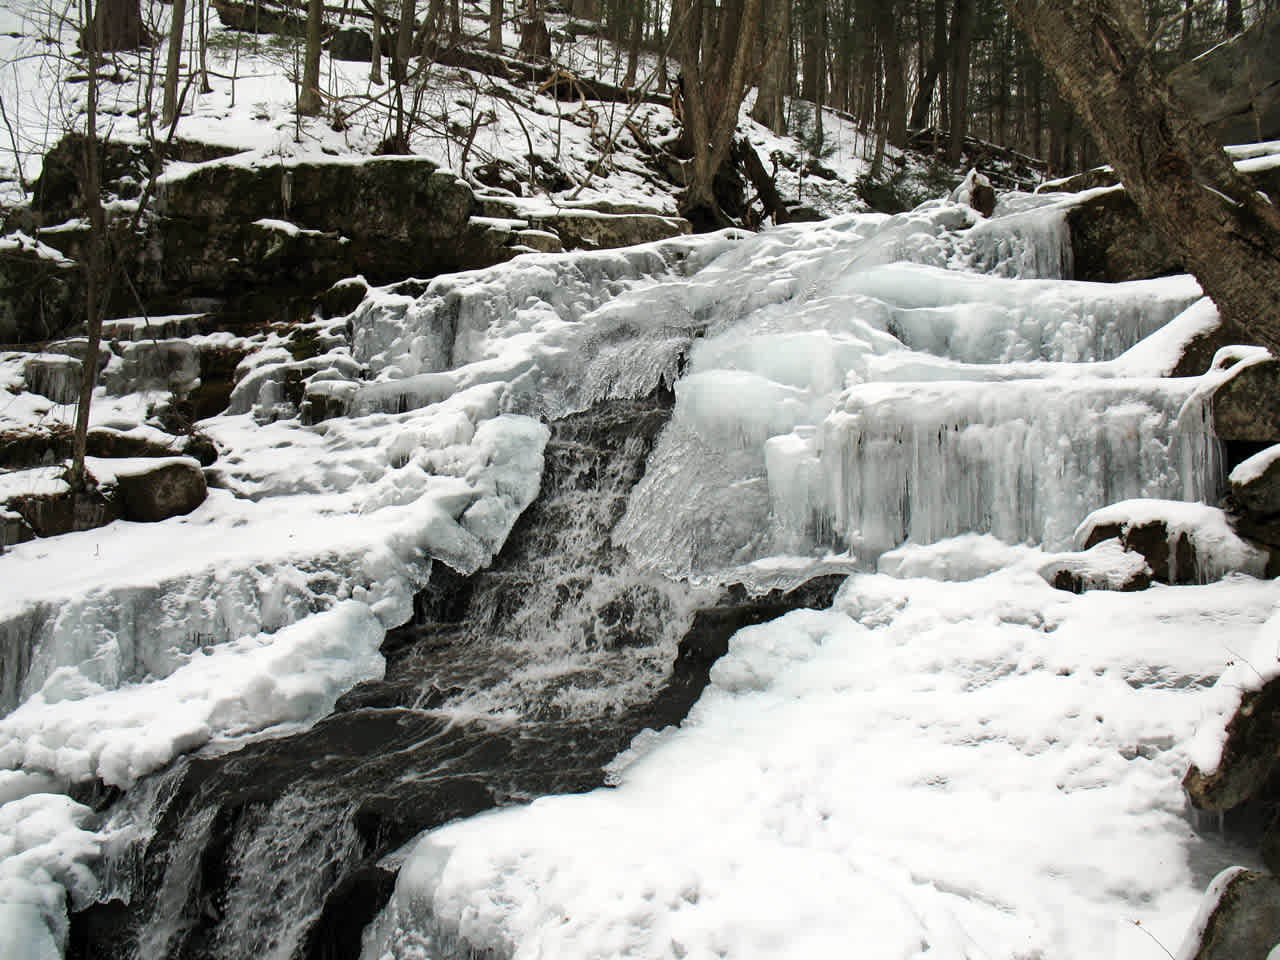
[6,485,121,540]
[1227,445,1280,548]
[153,156,478,293]
[1056,163,1280,285]
[1212,358,1280,448]
[1168,13,1280,147]
[328,26,372,62]
[1177,869,1280,960]
[1065,187,1183,283]
[533,211,692,250]
[0,240,79,344]
[114,459,208,522]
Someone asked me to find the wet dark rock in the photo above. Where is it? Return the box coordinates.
[1064,159,1280,284]
[1170,315,1253,377]
[115,459,207,522]
[1178,869,1280,960]
[1036,165,1122,194]
[1185,676,1280,813]
[1227,449,1280,551]
[0,424,73,468]
[315,277,369,320]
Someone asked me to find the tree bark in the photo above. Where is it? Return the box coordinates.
[749,0,789,134]
[299,0,324,115]
[946,0,973,163]
[1006,0,1280,353]
[87,0,145,51]
[488,0,502,51]
[161,0,188,126]
[908,0,948,131]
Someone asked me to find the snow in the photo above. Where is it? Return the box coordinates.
[365,569,1280,960]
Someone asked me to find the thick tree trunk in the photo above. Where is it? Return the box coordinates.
[299,0,324,115]
[947,0,973,163]
[908,0,948,131]
[1006,0,1280,354]
[749,0,788,133]
[488,0,501,51]
[88,0,145,51]
[876,3,906,147]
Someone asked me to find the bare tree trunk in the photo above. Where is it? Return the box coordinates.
[161,0,188,125]
[371,0,384,82]
[87,0,144,51]
[488,0,501,50]
[946,0,973,163]
[749,0,788,132]
[623,0,643,88]
[1006,0,1280,353]
[73,0,107,492]
[1225,0,1242,34]
[909,0,948,130]
[876,3,906,147]
[299,0,324,114]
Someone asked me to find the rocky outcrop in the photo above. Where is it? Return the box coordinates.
[1177,869,1280,960]
[1212,357,1280,445]
[1168,12,1280,147]
[1053,159,1280,284]
[1227,444,1280,549]
[113,459,208,523]
[0,235,80,345]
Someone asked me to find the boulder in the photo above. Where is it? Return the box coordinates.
[5,477,121,539]
[329,27,372,62]
[1226,444,1280,548]
[1077,500,1270,585]
[113,458,207,522]
[1176,869,1280,960]
[1037,538,1152,594]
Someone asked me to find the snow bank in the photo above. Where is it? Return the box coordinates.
[0,602,384,788]
[364,570,1280,960]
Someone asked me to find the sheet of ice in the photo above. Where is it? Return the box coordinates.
[1075,499,1269,583]
[0,602,383,788]
[364,571,1280,960]
[824,375,1218,555]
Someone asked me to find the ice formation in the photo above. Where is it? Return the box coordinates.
[0,183,1263,956]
